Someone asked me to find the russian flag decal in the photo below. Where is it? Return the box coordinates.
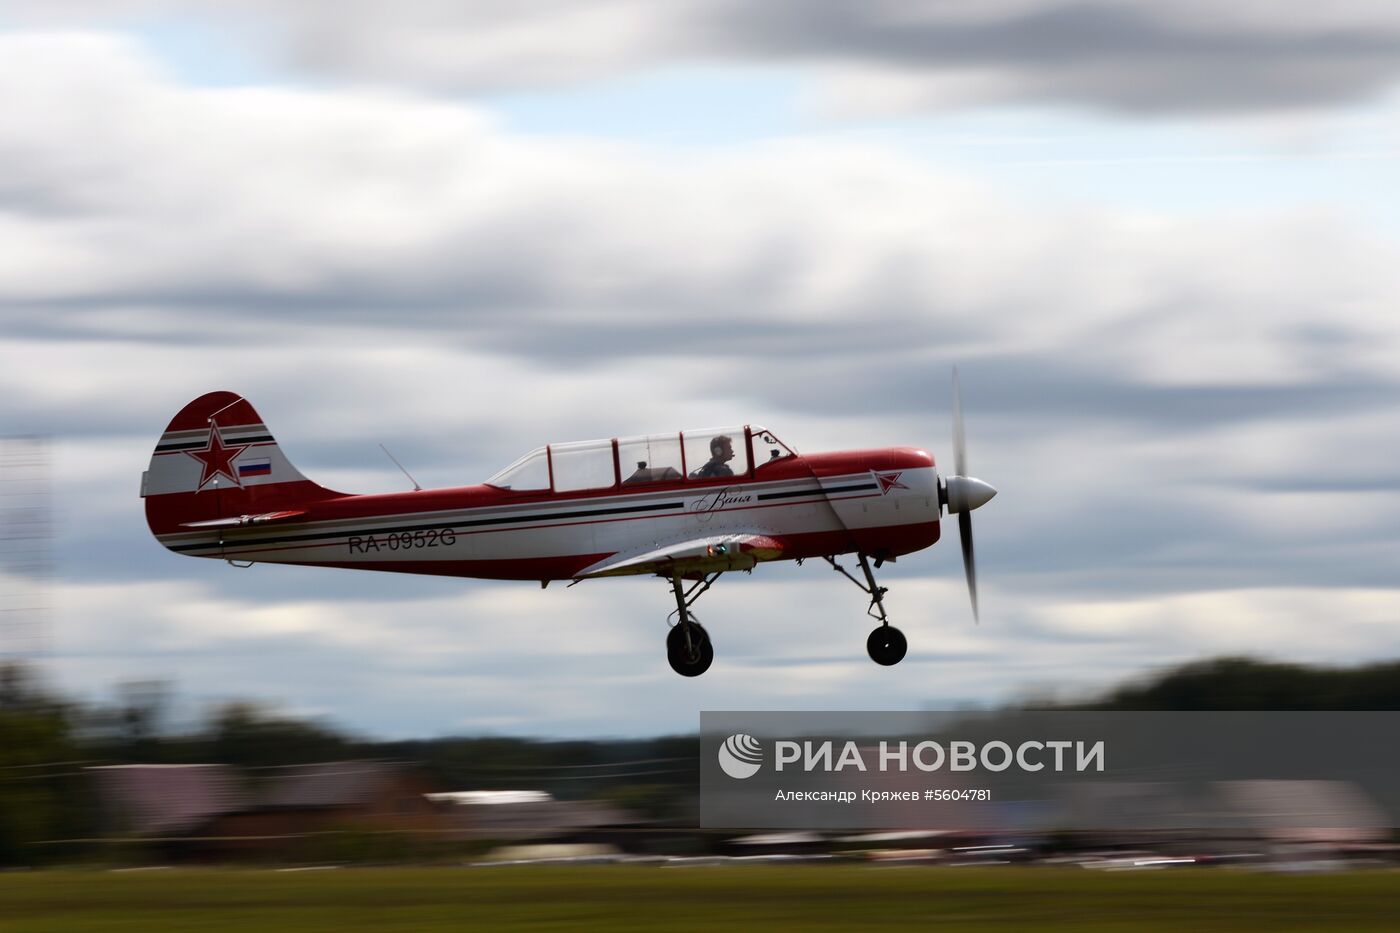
[237,458,272,478]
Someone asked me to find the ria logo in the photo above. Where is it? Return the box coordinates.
[718,733,764,779]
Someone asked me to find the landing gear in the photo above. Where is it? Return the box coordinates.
[824,553,908,667]
[665,572,720,677]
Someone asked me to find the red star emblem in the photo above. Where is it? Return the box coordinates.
[185,425,249,489]
[873,470,908,495]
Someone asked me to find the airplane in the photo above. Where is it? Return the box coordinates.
[141,379,996,676]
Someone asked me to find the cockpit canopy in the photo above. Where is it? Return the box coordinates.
[485,426,796,492]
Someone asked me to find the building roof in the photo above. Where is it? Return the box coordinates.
[259,760,403,809]
[1216,780,1388,842]
[89,764,246,836]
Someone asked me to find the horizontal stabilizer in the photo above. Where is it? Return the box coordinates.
[180,509,307,529]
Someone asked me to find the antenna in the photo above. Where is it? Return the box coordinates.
[379,444,422,491]
[206,395,246,426]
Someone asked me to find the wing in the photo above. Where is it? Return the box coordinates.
[574,532,786,579]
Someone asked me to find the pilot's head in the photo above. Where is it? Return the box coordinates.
[711,435,734,462]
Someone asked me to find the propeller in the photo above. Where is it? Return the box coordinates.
[939,368,997,621]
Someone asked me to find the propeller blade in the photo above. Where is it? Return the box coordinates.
[952,366,967,478]
[959,510,978,623]
[950,366,985,622]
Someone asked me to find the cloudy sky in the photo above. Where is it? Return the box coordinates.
[3,2,1399,738]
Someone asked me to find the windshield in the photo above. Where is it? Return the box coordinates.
[485,447,549,490]
[750,426,796,469]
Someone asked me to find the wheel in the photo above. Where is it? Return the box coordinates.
[667,622,713,676]
[867,625,907,666]
[667,622,714,677]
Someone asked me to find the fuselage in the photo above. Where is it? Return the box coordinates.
[149,445,941,580]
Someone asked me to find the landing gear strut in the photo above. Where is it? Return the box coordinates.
[824,553,907,666]
[666,571,718,676]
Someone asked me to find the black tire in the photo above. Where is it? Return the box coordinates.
[867,625,907,666]
[667,622,714,677]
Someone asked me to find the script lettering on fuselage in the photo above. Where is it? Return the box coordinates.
[348,528,457,554]
[688,486,753,520]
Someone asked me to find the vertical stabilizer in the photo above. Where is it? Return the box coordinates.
[142,391,343,540]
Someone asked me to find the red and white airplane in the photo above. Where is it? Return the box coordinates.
[142,381,996,676]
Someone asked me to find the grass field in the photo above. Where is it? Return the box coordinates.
[2,865,1399,932]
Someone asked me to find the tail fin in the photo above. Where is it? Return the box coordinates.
[142,391,343,539]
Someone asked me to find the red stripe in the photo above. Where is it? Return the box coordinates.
[215,448,934,522]
[308,554,613,581]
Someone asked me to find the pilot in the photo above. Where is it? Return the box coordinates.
[690,434,735,479]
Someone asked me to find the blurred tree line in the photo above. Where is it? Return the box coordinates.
[3,654,1400,863]
[1089,656,1400,711]
[0,664,85,864]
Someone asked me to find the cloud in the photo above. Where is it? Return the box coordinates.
[12,3,1400,114]
[5,35,1400,385]
[796,3,1400,117]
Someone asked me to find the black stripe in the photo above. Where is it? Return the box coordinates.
[758,482,877,501]
[156,434,275,453]
[756,487,823,501]
[168,499,685,553]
